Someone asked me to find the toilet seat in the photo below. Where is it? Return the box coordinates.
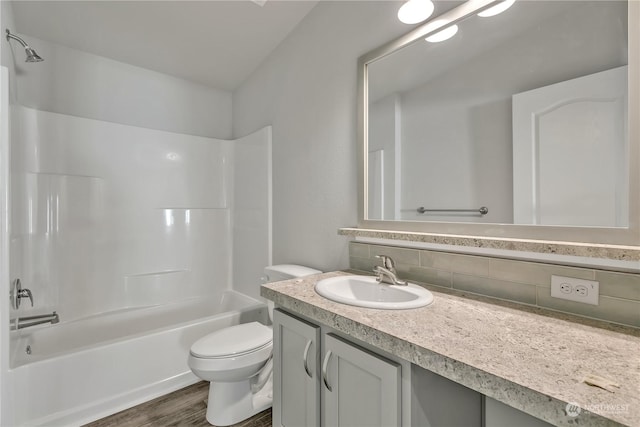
[190,322,272,359]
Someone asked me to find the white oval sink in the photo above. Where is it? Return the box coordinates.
[315,275,433,309]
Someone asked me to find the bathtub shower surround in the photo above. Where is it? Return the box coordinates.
[10,106,233,321]
[6,106,272,426]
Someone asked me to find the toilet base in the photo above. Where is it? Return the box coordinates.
[205,376,273,426]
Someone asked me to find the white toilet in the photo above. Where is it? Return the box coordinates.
[188,264,321,426]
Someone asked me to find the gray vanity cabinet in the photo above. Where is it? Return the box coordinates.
[272,309,321,427]
[484,397,553,427]
[273,309,401,427]
[322,333,401,427]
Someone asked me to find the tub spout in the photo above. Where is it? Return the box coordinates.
[11,311,60,330]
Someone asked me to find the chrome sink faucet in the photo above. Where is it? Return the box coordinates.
[374,255,408,286]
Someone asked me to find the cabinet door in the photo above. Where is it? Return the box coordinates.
[273,309,321,427]
[412,366,482,427]
[485,397,553,427]
[322,333,401,427]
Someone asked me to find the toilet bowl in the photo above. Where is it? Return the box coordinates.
[188,322,274,426]
[188,264,321,426]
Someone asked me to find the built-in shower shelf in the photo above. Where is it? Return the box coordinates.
[156,207,229,210]
[26,171,103,180]
[124,270,192,307]
[126,269,190,277]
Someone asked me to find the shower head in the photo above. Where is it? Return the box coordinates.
[5,29,43,62]
[24,46,43,63]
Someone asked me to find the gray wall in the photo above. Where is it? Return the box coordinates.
[233,1,411,272]
[1,0,17,97]
[6,33,232,139]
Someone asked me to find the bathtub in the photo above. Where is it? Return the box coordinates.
[7,291,268,426]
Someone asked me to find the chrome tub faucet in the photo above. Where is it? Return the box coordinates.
[10,312,60,330]
[10,278,61,330]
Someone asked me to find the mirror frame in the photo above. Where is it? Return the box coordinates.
[357,0,640,251]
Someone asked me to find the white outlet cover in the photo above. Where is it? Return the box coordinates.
[551,275,599,305]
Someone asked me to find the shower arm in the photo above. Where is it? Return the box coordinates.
[5,29,43,62]
[5,29,30,48]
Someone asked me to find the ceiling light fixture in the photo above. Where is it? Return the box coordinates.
[425,24,459,43]
[397,0,435,25]
[478,0,516,17]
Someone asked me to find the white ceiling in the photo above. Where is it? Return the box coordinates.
[10,0,319,91]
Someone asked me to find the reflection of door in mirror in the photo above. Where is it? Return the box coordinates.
[513,66,628,227]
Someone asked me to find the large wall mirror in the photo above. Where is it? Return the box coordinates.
[358,0,639,247]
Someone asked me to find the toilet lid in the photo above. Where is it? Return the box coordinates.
[190,322,272,358]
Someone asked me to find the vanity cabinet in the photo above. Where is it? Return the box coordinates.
[323,333,401,426]
[272,307,555,427]
[484,397,553,427]
[272,309,320,427]
[273,309,401,427]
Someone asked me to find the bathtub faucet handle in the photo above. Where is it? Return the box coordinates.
[14,279,34,308]
[11,278,34,309]
[18,288,33,307]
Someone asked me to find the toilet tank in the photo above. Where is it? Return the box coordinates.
[263,265,321,322]
[263,264,321,283]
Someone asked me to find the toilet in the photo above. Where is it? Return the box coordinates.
[188,264,321,426]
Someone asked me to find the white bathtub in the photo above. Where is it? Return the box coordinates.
[7,291,268,426]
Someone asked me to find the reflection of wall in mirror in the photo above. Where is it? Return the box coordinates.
[373,1,627,225]
[368,94,400,220]
[368,149,384,219]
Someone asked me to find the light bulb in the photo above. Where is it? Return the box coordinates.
[397,0,435,25]
[425,24,458,43]
[478,0,516,17]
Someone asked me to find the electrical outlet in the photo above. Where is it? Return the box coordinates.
[551,275,599,305]
[559,283,572,294]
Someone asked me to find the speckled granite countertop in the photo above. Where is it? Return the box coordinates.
[261,271,640,427]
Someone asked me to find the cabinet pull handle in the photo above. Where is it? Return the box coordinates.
[302,339,313,378]
[322,350,333,391]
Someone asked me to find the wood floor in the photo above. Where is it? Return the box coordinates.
[84,382,272,427]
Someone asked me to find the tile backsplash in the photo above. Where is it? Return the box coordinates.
[349,242,640,328]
